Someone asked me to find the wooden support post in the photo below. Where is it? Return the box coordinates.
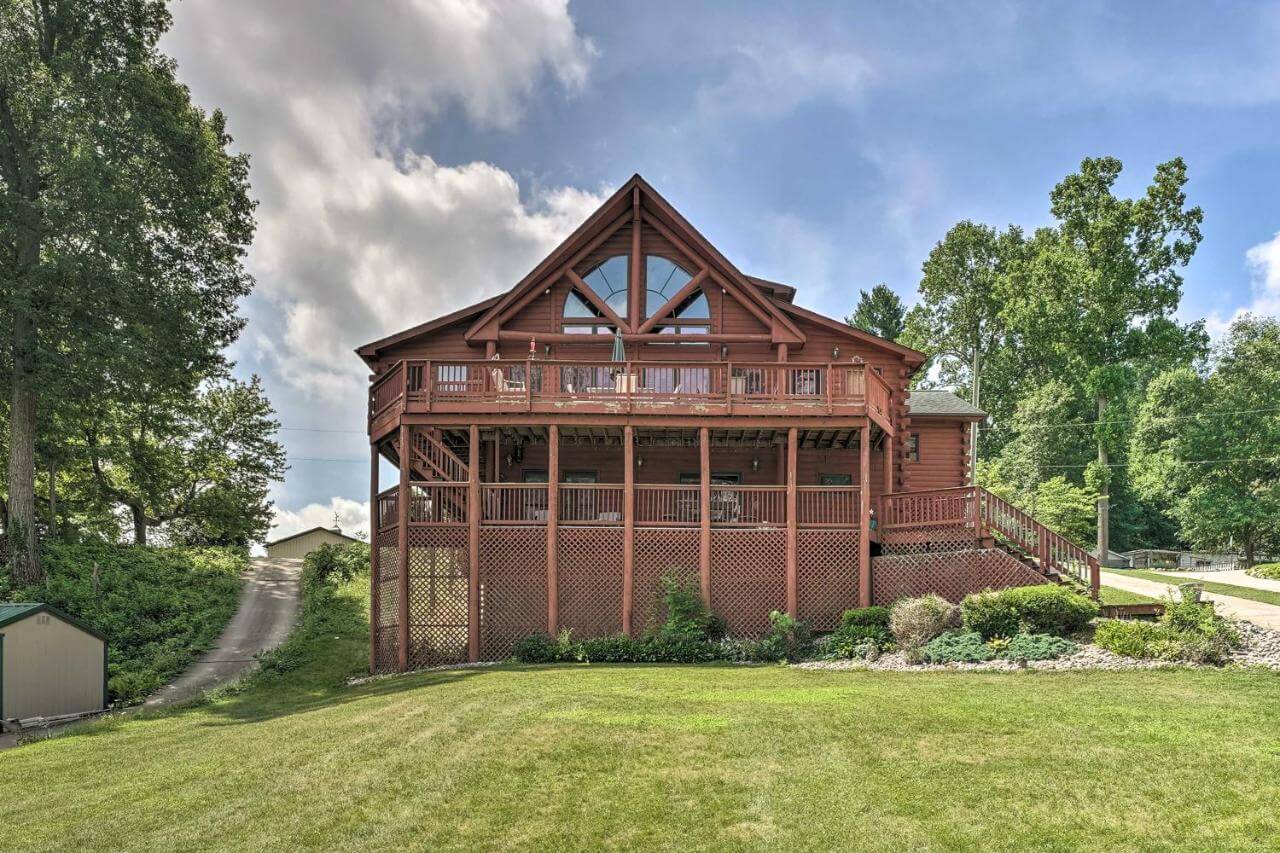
[490,431,501,482]
[883,431,893,495]
[785,427,798,618]
[622,425,635,635]
[699,426,711,604]
[397,423,411,671]
[468,425,481,662]
[369,441,380,673]
[859,423,872,607]
[546,424,560,634]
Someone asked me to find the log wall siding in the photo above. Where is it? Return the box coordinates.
[904,419,970,491]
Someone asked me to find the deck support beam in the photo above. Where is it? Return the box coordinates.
[397,423,410,671]
[546,424,560,633]
[622,425,635,635]
[859,423,872,607]
[882,430,893,494]
[369,440,380,673]
[699,426,711,604]
[785,427,798,618]
[468,425,481,662]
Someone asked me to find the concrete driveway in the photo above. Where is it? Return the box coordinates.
[1161,568,1280,595]
[1101,570,1280,630]
[146,557,302,707]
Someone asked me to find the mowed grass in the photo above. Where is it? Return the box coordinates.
[1098,585,1161,606]
[1109,568,1280,608]
[2,580,1280,851]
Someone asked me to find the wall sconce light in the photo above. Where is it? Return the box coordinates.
[751,456,760,472]
[720,344,729,360]
[636,455,644,469]
[544,344,552,357]
[504,454,513,468]
[832,346,840,360]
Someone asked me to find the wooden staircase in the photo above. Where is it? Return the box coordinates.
[387,429,471,523]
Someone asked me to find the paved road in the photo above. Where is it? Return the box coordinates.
[1161,568,1280,595]
[1101,570,1280,630]
[146,557,302,707]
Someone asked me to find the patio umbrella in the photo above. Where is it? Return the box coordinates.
[611,328,626,363]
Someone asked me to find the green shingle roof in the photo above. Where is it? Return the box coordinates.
[0,602,44,626]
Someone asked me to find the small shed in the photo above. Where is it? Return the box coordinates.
[1,603,107,723]
[265,526,360,560]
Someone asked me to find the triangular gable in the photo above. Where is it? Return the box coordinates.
[466,174,804,345]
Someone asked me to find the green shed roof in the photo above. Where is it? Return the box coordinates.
[0,602,108,640]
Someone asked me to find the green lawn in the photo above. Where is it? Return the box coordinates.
[1097,585,1160,606]
[3,578,1279,851]
[1109,568,1280,608]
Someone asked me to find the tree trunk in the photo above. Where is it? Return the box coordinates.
[969,349,981,485]
[8,304,40,584]
[132,505,148,546]
[48,457,57,539]
[1243,538,1255,571]
[1095,395,1109,563]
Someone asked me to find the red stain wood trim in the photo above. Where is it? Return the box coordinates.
[622,425,634,635]
[546,425,560,633]
[468,425,481,662]
[785,427,798,617]
[858,423,871,607]
[699,426,711,603]
[397,423,411,671]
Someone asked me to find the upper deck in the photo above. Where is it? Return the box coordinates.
[369,357,894,438]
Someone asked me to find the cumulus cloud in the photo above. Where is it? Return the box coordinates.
[270,497,371,543]
[1205,231,1280,338]
[162,0,604,404]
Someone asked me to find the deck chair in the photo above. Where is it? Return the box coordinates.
[490,367,526,393]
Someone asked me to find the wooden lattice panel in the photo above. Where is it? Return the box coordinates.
[880,524,977,555]
[871,548,1047,605]
[797,529,860,631]
[374,527,399,671]
[711,529,786,637]
[557,527,624,639]
[632,528,701,634]
[406,525,469,667]
[479,527,548,660]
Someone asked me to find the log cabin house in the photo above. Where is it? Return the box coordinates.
[357,175,1099,670]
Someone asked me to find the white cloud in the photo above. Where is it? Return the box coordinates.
[162,0,604,405]
[270,496,371,544]
[696,38,873,119]
[1205,231,1280,338]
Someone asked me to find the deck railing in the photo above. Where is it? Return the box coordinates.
[635,484,701,525]
[371,358,891,422]
[797,486,861,527]
[560,483,624,524]
[879,486,1101,594]
[482,483,548,525]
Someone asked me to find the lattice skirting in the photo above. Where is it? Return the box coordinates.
[632,528,701,634]
[797,529,860,631]
[711,529,787,637]
[407,525,469,667]
[871,548,1047,605]
[479,527,548,660]
[558,527,624,638]
[374,527,399,672]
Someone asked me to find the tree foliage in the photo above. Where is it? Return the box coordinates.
[0,1,268,577]
[847,283,906,341]
[1130,317,1280,566]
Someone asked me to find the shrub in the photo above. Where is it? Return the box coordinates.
[301,541,370,592]
[652,568,725,641]
[577,634,643,663]
[961,584,1099,640]
[512,633,561,663]
[754,611,813,662]
[1247,562,1280,580]
[1094,601,1240,666]
[923,631,994,663]
[1002,633,1077,661]
[890,595,961,662]
[840,606,891,628]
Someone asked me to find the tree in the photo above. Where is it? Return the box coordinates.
[847,283,905,340]
[1130,317,1280,568]
[901,221,1021,476]
[0,1,254,580]
[1006,157,1204,561]
[83,376,285,547]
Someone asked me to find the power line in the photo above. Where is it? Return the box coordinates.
[978,406,1280,433]
[1036,454,1280,470]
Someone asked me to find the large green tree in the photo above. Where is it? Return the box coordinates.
[847,283,906,341]
[0,0,253,580]
[83,376,285,547]
[1130,316,1280,568]
[1005,157,1204,559]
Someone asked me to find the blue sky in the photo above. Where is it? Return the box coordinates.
[161,0,1280,539]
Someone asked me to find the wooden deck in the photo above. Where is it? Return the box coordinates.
[369,358,894,439]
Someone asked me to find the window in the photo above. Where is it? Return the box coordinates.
[907,433,920,462]
[522,469,548,483]
[562,470,598,484]
[819,473,853,486]
[580,255,630,317]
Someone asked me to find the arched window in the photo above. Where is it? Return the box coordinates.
[647,255,709,337]
[581,255,629,318]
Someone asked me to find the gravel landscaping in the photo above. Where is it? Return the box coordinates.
[797,619,1280,673]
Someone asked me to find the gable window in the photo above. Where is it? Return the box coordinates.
[907,433,920,463]
[581,255,630,318]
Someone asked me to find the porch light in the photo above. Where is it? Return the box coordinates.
[720,344,729,359]
[832,346,839,360]
[751,456,760,471]
[636,455,644,469]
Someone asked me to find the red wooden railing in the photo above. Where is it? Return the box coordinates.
[369,358,892,425]
[797,486,860,527]
[377,486,397,530]
[410,430,469,482]
[560,483,624,524]
[879,486,1101,595]
[406,482,468,525]
[635,484,701,525]
[481,483,548,524]
[709,485,786,526]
